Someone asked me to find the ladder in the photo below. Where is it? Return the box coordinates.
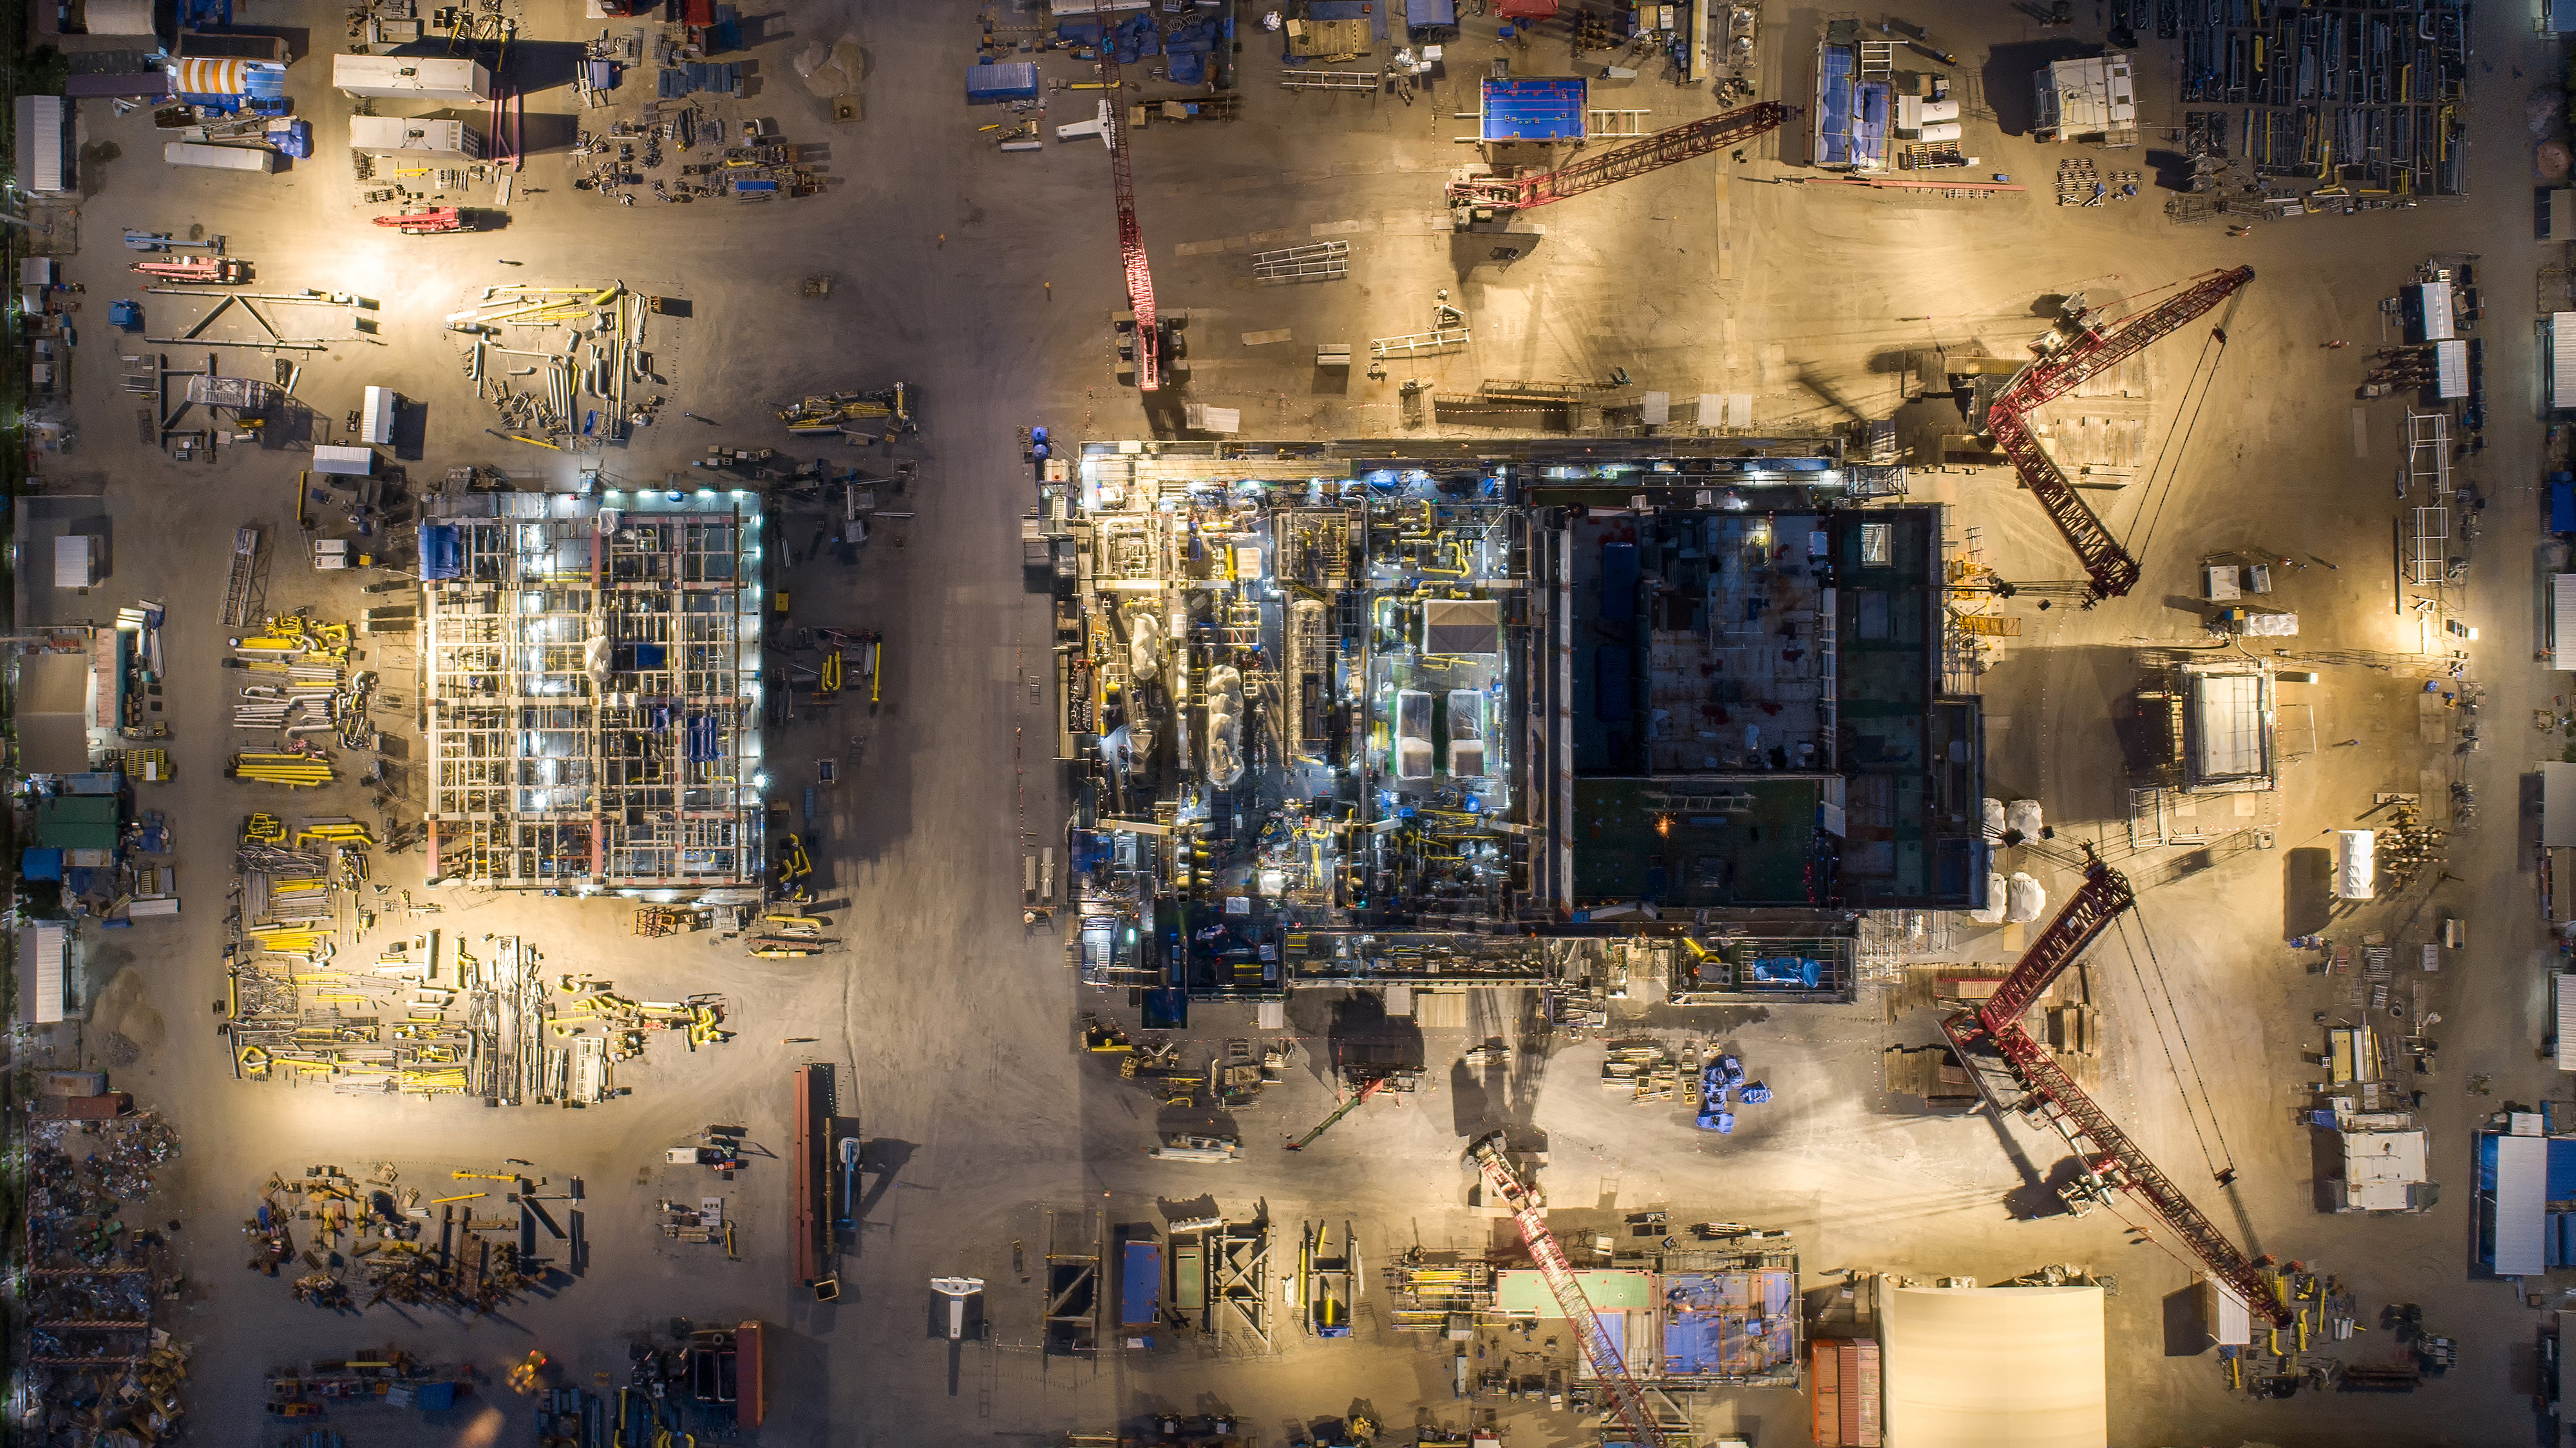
[1586,108,1651,137]
[1280,69,1378,91]
[1371,327,1472,359]
[223,526,261,628]
[1253,241,1350,283]
[1860,39,1895,77]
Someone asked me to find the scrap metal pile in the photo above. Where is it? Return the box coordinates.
[447,281,659,448]
[249,1163,533,1314]
[23,1111,191,1448]
[573,104,828,204]
[776,382,916,441]
[230,929,735,1106]
[225,615,377,753]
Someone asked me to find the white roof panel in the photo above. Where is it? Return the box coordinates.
[2493,1133,2548,1276]
[1884,1286,2106,1448]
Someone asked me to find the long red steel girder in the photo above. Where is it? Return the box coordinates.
[1940,856,2292,1328]
[1445,101,1792,210]
[1987,266,2255,601]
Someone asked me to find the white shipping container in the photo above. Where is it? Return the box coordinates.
[2434,339,2468,400]
[310,444,374,476]
[2556,575,2576,671]
[2557,975,2576,1071]
[331,53,493,102]
[361,386,397,445]
[2200,1276,2251,1347]
[51,534,93,588]
[82,0,158,33]
[14,97,71,196]
[2553,314,2576,412]
[1182,404,1240,433]
[164,140,275,172]
[347,115,484,160]
[2415,282,2454,340]
[21,924,66,1024]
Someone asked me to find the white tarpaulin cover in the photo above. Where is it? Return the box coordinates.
[2004,871,2047,923]
[1968,871,2007,924]
[2333,830,2376,900]
[2003,800,2044,839]
[1981,797,2005,838]
[1883,1285,2107,1448]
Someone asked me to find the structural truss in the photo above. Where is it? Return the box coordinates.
[420,490,764,892]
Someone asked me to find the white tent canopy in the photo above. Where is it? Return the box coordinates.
[1883,1284,2107,1448]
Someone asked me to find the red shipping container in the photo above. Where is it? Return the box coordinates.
[1811,1340,1842,1448]
[1841,1340,1882,1447]
[48,1092,130,1119]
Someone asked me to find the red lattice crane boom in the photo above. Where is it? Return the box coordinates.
[1969,859,2136,1033]
[1940,859,2292,1328]
[1094,12,1162,391]
[1985,266,2255,601]
[1446,101,1792,211]
[1470,1138,1667,1447]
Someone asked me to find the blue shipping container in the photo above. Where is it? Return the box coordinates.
[1121,1241,1162,1325]
[967,61,1041,104]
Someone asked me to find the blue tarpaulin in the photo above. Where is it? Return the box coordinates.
[1406,0,1458,29]
[2543,1135,2576,1198]
[419,523,461,580]
[2553,475,2575,532]
[1817,44,1856,165]
[966,60,1039,103]
[1480,77,1585,141]
[20,848,62,881]
[685,716,721,762]
[1747,956,1823,988]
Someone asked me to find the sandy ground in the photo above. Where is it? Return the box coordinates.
[17,0,2576,1443]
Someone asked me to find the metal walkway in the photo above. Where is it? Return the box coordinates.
[1370,327,1470,359]
[1253,241,1349,283]
[1280,69,1377,91]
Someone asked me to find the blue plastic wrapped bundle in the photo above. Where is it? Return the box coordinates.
[1168,50,1204,84]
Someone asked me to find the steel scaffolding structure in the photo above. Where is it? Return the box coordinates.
[420,491,765,893]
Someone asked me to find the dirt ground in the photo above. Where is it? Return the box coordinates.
[17,0,2576,1443]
